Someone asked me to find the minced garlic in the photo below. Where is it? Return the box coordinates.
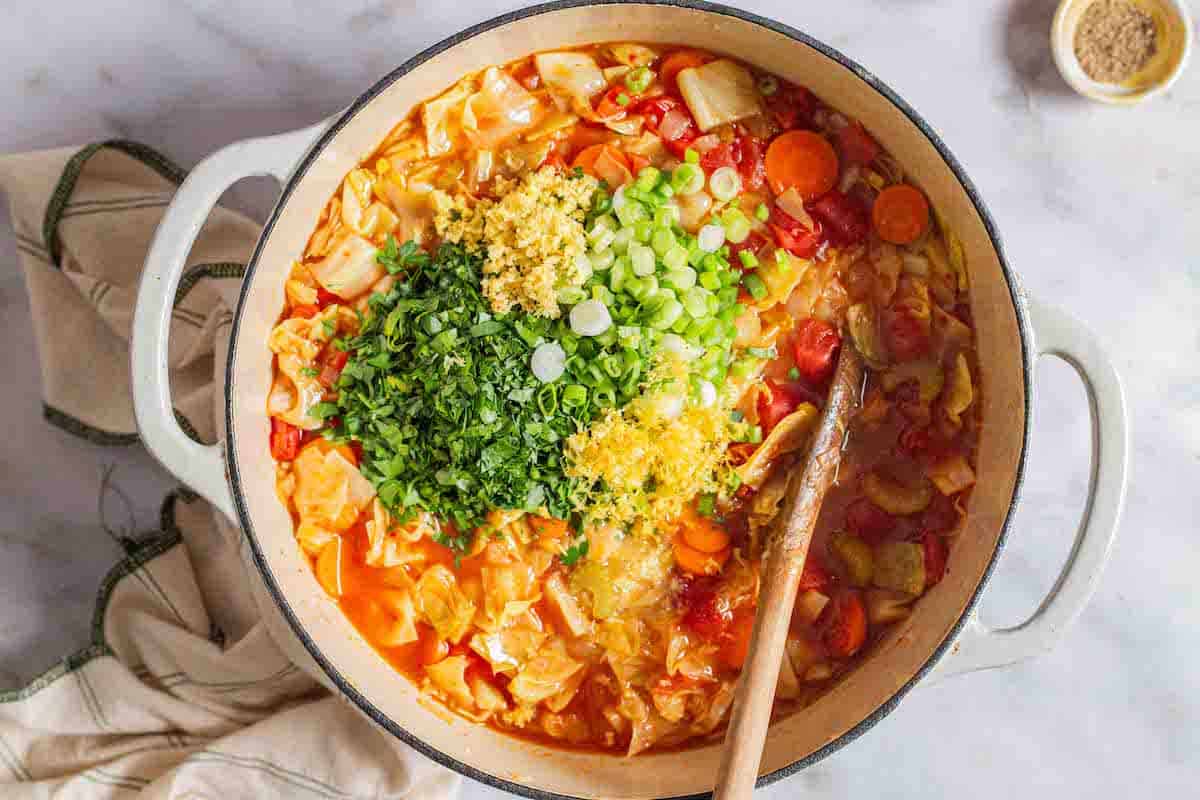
[565,356,732,533]
[432,166,598,318]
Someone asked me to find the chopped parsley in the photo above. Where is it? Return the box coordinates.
[323,238,598,553]
[560,537,590,566]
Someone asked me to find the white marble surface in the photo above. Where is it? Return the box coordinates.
[0,0,1196,796]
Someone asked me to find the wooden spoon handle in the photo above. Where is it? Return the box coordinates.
[713,346,863,800]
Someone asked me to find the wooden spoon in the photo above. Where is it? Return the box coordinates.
[713,343,864,800]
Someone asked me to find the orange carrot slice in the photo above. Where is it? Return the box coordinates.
[872,184,930,244]
[679,508,731,554]
[674,532,731,575]
[315,538,344,598]
[765,130,839,199]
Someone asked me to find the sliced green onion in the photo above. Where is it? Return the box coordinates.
[590,248,616,270]
[684,148,700,164]
[648,299,683,329]
[664,267,697,290]
[625,66,654,94]
[562,384,588,408]
[697,224,726,253]
[635,167,662,192]
[698,270,721,291]
[724,215,751,245]
[609,260,627,292]
[616,92,631,107]
[788,366,801,380]
[557,286,587,305]
[670,163,705,195]
[757,75,779,96]
[755,203,770,222]
[591,227,616,253]
[683,286,712,318]
[655,203,681,228]
[743,273,767,300]
[634,219,654,243]
[531,342,566,382]
[569,299,613,336]
[738,250,759,269]
[709,166,742,202]
[614,199,646,227]
[612,226,635,253]
[629,243,656,276]
[663,244,690,272]
[651,227,677,257]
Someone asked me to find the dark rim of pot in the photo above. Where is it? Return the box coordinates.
[224,2,1033,798]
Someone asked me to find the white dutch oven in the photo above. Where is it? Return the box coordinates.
[130,2,1129,798]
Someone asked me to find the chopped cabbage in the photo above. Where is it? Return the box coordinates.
[464,67,542,151]
[415,565,476,643]
[607,43,658,67]
[422,79,475,158]
[425,655,475,708]
[676,59,762,132]
[862,471,934,515]
[534,52,606,110]
[544,572,592,637]
[735,403,818,491]
[310,234,385,300]
[470,626,547,676]
[508,639,584,705]
[926,452,977,496]
[940,352,974,428]
[293,446,375,531]
[267,307,335,430]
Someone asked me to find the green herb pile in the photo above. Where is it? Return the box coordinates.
[318,238,596,552]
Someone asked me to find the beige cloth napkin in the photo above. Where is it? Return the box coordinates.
[0,141,462,799]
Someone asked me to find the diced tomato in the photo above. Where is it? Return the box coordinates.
[269,418,301,461]
[810,190,870,246]
[290,303,320,320]
[756,378,801,435]
[680,578,733,641]
[700,140,742,173]
[767,203,827,259]
[921,532,948,588]
[798,553,833,591]
[594,86,632,120]
[719,609,756,669]
[819,590,868,658]
[883,307,930,361]
[845,498,895,545]
[734,484,757,503]
[627,153,651,173]
[738,135,767,192]
[765,84,818,130]
[318,347,349,389]
[770,223,824,259]
[834,121,880,167]
[316,287,340,308]
[791,318,841,384]
[727,441,759,466]
[664,137,696,159]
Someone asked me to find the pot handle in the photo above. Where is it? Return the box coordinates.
[131,123,327,520]
[929,294,1128,680]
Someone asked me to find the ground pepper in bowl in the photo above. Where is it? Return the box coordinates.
[1074,0,1159,82]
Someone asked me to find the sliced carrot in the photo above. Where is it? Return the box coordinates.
[719,609,757,669]
[660,49,713,88]
[627,152,651,174]
[572,143,631,179]
[678,507,731,554]
[593,148,634,187]
[765,130,839,199]
[529,515,570,546]
[673,532,731,575]
[872,184,930,244]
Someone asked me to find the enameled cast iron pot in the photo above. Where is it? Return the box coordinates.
[130,3,1129,797]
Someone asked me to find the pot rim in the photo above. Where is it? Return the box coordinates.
[224,2,1033,797]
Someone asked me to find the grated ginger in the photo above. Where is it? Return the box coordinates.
[565,356,733,533]
[432,166,598,318]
